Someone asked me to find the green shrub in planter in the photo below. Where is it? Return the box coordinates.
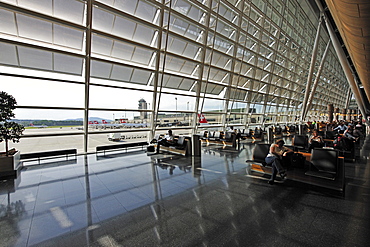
[0,91,25,157]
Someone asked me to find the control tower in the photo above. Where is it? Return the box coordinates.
[138,98,148,119]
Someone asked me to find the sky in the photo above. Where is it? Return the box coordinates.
[1,72,202,121]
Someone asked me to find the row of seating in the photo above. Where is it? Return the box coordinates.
[291,132,356,162]
[152,135,191,156]
[21,149,77,164]
[96,142,148,155]
[238,125,297,142]
[199,131,238,147]
[238,128,264,142]
[247,143,345,193]
[282,125,297,136]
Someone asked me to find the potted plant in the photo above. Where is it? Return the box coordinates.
[0,91,25,177]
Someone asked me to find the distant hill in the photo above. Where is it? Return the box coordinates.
[14,117,112,122]
[65,117,112,122]
[13,117,112,126]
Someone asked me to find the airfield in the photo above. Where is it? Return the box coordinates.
[1,126,191,154]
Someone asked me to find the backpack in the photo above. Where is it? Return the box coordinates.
[290,152,306,168]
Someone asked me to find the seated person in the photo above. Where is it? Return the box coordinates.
[343,124,358,141]
[265,139,293,185]
[333,135,355,155]
[333,122,347,134]
[308,129,324,152]
[157,130,175,152]
[353,127,364,140]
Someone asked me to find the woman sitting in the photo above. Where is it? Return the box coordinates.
[265,139,293,185]
[308,129,324,152]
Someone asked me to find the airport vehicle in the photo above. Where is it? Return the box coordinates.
[108,133,121,141]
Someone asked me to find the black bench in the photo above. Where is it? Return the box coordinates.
[96,141,148,155]
[20,149,77,164]
[157,136,191,156]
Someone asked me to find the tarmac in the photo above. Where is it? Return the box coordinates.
[0,126,156,154]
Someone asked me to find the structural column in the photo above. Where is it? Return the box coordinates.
[83,0,93,153]
[300,16,323,122]
[342,109,347,122]
[346,109,351,121]
[328,104,334,123]
[334,108,339,122]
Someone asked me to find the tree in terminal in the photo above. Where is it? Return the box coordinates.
[0,91,25,156]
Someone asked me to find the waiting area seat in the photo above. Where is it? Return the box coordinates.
[96,142,148,155]
[155,135,192,156]
[200,131,238,147]
[245,143,270,167]
[292,134,308,152]
[335,136,356,162]
[247,144,345,194]
[272,126,283,139]
[287,125,297,136]
[239,128,264,143]
[305,148,339,180]
[20,149,77,164]
[323,130,336,147]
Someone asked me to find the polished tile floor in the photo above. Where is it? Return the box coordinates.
[1,136,370,247]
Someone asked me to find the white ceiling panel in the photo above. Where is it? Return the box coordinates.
[18,46,53,70]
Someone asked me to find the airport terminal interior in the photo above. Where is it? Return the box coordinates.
[1,0,370,246]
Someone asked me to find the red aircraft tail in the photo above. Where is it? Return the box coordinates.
[198,114,208,123]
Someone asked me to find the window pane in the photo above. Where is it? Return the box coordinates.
[89,85,152,110]
[0,75,85,108]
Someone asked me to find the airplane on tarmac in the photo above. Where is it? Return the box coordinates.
[88,119,147,129]
[88,120,118,129]
[29,123,48,128]
[101,119,123,128]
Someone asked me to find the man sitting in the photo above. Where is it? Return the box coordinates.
[156,130,175,153]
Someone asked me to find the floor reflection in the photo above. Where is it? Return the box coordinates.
[0,138,369,246]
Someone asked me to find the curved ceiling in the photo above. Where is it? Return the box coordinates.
[325,0,370,104]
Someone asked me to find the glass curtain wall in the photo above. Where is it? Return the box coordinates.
[0,0,349,153]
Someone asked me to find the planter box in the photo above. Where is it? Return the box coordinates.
[0,151,21,178]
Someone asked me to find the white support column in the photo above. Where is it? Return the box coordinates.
[345,90,352,110]
[223,0,245,131]
[151,0,173,139]
[83,0,93,153]
[150,5,164,140]
[300,16,323,122]
[197,0,219,133]
[193,0,213,134]
[304,40,331,118]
